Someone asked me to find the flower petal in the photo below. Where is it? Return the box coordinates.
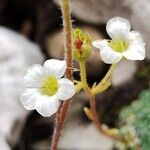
[56,78,75,100]
[106,17,130,40]
[36,95,60,117]
[24,64,45,88]
[123,44,145,60]
[93,40,122,64]
[20,88,40,110]
[128,31,145,46]
[92,40,103,49]
[43,59,67,79]
[123,31,145,60]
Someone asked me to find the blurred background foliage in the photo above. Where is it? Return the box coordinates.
[118,89,150,150]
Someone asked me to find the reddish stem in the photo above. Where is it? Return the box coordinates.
[87,90,123,141]
[50,0,73,150]
[51,101,70,150]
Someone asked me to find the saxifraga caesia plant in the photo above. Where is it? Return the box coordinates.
[20,0,145,149]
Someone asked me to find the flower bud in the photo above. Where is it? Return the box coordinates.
[72,29,92,61]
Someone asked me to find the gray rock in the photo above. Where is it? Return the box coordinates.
[46,29,64,59]
[58,123,113,150]
[0,27,44,149]
[0,137,10,150]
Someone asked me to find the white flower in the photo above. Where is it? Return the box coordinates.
[21,59,75,117]
[92,17,145,64]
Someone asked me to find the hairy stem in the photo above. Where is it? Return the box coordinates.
[51,0,73,149]
[79,61,88,88]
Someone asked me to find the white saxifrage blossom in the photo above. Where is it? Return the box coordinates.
[92,17,145,64]
[21,59,75,117]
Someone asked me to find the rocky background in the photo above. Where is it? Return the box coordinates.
[0,0,149,150]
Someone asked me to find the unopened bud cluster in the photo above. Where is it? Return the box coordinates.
[72,29,92,61]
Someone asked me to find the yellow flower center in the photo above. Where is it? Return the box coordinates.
[109,39,129,52]
[40,76,59,96]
